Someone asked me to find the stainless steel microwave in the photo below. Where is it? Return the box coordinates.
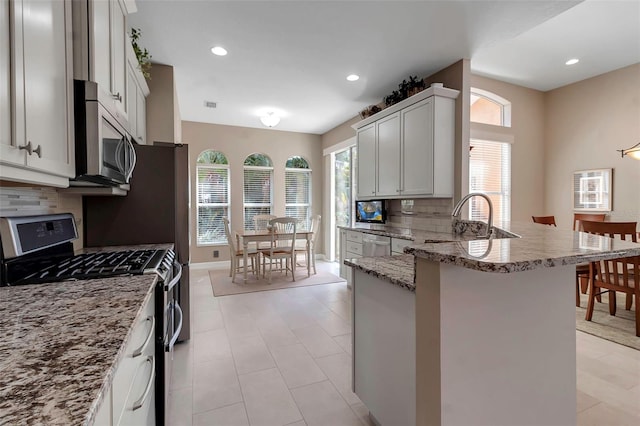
[72,80,136,186]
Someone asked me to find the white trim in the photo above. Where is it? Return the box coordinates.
[190,261,230,271]
[323,136,356,156]
[470,126,514,144]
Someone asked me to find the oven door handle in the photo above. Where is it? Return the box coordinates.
[166,301,183,352]
[164,260,182,291]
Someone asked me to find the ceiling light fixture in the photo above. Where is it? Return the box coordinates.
[346,74,360,81]
[260,112,280,128]
[618,142,640,160]
[211,46,228,56]
[565,58,579,65]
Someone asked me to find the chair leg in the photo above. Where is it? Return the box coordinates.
[268,257,273,284]
[609,291,617,316]
[635,294,640,337]
[291,256,296,282]
[625,293,632,310]
[575,280,580,308]
[312,250,316,275]
[231,257,236,283]
[585,280,597,321]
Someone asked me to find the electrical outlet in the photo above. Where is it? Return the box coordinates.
[213,250,219,258]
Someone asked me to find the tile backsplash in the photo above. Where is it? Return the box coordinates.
[0,186,83,250]
[369,198,454,233]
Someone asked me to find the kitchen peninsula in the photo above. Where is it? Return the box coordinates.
[346,222,640,426]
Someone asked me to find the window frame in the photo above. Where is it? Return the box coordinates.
[196,151,230,246]
[243,156,274,230]
[468,138,512,223]
[285,162,312,231]
[470,87,512,128]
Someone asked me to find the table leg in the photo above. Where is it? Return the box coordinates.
[243,239,249,283]
[307,235,311,277]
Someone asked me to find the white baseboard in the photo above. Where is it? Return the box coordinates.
[190,261,230,271]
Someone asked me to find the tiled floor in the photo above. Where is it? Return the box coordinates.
[169,261,640,426]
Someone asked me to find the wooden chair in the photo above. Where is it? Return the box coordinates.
[573,213,607,232]
[574,213,607,307]
[262,217,297,284]
[295,214,321,274]
[581,220,639,336]
[532,216,557,226]
[222,218,258,283]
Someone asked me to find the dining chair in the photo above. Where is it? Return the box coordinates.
[531,215,557,226]
[581,220,639,336]
[573,213,607,307]
[262,217,297,284]
[295,214,321,274]
[223,218,258,283]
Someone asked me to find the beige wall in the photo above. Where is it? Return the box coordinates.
[146,64,181,144]
[543,63,640,229]
[182,121,323,264]
[470,74,546,222]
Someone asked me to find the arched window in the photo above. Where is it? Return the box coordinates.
[196,150,229,245]
[469,88,512,222]
[243,153,273,230]
[285,156,312,230]
[470,88,511,127]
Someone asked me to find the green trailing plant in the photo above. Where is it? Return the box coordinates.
[130,28,152,79]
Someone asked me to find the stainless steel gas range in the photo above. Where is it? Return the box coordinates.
[0,213,180,425]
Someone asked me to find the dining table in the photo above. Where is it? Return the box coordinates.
[234,229,313,283]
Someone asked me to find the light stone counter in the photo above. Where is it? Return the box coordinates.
[0,244,171,425]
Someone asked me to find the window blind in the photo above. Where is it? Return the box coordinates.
[469,140,511,223]
[244,166,273,230]
[285,169,311,230]
[196,165,229,244]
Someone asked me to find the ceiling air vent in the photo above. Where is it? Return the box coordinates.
[204,101,217,108]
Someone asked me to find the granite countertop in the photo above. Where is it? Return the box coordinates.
[0,244,170,425]
[406,221,640,273]
[342,221,640,288]
[345,254,415,292]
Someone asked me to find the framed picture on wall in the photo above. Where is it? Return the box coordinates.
[573,168,612,212]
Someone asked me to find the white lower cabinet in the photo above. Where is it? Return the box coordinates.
[96,291,155,426]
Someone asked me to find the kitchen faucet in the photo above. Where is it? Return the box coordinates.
[451,193,494,239]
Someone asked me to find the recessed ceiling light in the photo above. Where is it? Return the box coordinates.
[211,46,228,56]
[565,58,579,65]
[346,74,360,81]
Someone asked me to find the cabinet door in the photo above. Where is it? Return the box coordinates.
[0,0,22,166]
[402,98,434,195]
[110,0,127,113]
[92,0,110,91]
[126,62,138,137]
[356,124,376,198]
[21,0,74,178]
[136,87,146,144]
[376,112,401,197]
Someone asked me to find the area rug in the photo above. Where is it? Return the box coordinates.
[209,268,346,297]
[576,293,639,350]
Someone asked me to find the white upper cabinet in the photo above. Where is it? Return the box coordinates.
[376,112,401,197]
[0,1,11,160]
[126,40,149,144]
[354,85,459,200]
[75,0,131,116]
[0,0,75,187]
[356,123,376,198]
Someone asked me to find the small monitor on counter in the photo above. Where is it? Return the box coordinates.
[355,200,386,224]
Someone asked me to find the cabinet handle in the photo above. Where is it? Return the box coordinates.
[32,145,42,158]
[18,141,33,155]
[112,92,122,102]
[132,316,155,358]
[132,356,155,411]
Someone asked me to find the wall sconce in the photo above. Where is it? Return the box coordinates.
[618,142,640,160]
[260,112,280,128]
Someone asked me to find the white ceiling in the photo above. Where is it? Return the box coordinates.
[129,0,640,135]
